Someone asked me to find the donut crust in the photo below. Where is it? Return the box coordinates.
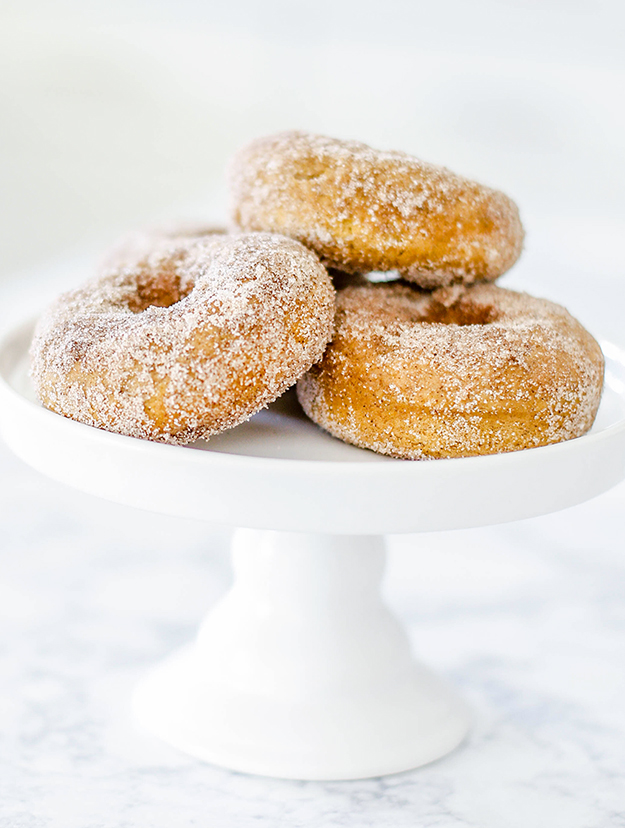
[296,282,604,459]
[31,233,335,444]
[230,131,524,289]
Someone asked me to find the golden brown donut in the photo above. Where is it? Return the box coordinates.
[296,282,604,459]
[31,233,335,444]
[230,131,524,289]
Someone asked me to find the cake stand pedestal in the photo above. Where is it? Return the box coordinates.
[134,530,469,779]
[1,321,625,779]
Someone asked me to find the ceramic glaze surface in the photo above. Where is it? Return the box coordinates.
[134,531,470,779]
[1,322,625,781]
[0,318,625,809]
[1,322,625,534]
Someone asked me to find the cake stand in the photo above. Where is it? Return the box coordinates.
[2,320,625,780]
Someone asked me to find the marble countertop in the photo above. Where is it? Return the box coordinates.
[1,433,625,827]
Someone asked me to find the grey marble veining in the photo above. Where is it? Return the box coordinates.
[1,437,625,827]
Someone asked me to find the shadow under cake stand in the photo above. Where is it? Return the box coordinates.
[2,320,625,780]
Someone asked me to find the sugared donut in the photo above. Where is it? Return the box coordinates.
[99,221,226,270]
[296,282,604,459]
[230,131,524,289]
[31,233,335,444]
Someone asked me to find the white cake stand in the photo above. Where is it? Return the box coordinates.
[2,320,625,780]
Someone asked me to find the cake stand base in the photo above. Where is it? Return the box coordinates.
[133,529,470,780]
[7,323,624,779]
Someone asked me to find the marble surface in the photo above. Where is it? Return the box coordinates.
[1,399,625,826]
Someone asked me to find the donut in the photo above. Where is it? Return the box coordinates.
[296,282,604,459]
[31,233,335,444]
[99,221,226,270]
[230,131,524,289]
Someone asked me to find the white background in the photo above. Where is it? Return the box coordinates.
[1,0,624,288]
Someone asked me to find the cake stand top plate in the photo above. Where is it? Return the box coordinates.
[1,320,625,535]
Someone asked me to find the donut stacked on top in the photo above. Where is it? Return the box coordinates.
[30,131,604,458]
[230,131,524,289]
[230,131,604,459]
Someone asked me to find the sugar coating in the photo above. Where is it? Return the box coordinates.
[31,233,335,444]
[296,282,604,459]
[230,131,525,289]
[99,222,226,271]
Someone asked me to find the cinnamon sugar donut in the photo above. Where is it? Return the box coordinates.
[230,131,524,289]
[99,221,226,270]
[296,282,604,459]
[31,233,335,444]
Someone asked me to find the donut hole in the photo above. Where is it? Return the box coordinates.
[128,262,194,313]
